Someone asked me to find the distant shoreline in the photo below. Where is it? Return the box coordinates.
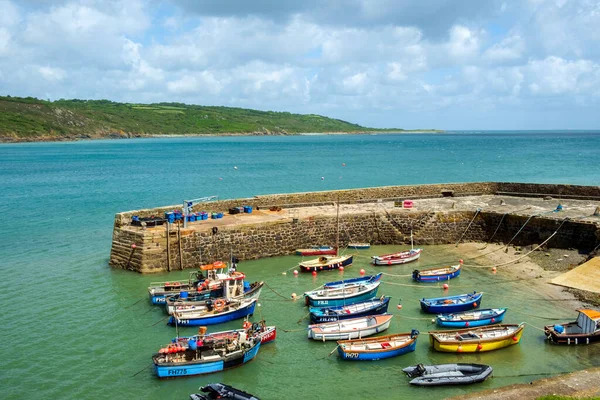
[0,130,445,144]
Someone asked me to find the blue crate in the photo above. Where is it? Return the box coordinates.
[244,206,253,213]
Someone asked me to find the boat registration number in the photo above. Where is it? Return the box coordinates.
[320,317,339,322]
[168,369,187,376]
[345,353,359,359]
[316,301,329,305]
[155,298,166,303]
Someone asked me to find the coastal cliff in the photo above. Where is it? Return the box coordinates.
[0,95,439,142]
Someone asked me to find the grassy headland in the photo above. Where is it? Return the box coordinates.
[0,95,441,142]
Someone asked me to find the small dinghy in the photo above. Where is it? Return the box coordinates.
[420,291,482,314]
[337,330,419,361]
[403,363,493,386]
[304,273,382,307]
[190,383,260,400]
[413,261,462,282]
[436,308,507,328]
[309,296,391,324]
[308,314,393,341]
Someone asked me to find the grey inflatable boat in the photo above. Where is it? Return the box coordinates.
[403,363,493,386]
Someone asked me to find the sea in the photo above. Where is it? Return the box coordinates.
[1,131,599,400]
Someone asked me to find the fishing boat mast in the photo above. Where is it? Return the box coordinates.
[336,201,340,257]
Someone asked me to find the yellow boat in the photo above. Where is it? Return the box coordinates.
[428,323,525,353]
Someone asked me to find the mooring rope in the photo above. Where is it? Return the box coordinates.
[455,208,481,247]
[509,308,572,321]
[263,281,295,301]
[462,222,565,269]
[480,212,507,249]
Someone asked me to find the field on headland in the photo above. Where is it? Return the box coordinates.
[0,95,441,142]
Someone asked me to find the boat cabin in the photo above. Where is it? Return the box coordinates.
[560,309,600,335]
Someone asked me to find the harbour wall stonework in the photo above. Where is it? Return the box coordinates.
[109,182,600,273]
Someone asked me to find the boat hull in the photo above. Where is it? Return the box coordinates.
[153,341,260,378]
[309,297,390,324]
[420,292,483,314]
[372,249,422,265]
[404,363,493,386]
[299,255,353,272]
[436,308,507,328]
[306,285,380,308]
[296,248,337,256]
[308,315,393,341]
[168,300,257,326]
[429,324,524,353]
[348,243,370,249]
[413,265,461,282]
[337,331,419,361]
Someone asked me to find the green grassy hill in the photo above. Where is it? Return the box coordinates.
[0,95,421,142]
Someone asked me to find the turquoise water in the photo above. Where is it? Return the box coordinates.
[1,132,599,400]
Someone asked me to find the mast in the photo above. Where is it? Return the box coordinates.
[336,201,340,257]
[411,229,414,250]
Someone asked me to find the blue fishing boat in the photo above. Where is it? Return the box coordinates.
[420,292,482,314]
[436,308,507,328]
[152,332,261,378]
[413,262,462,283]
[309,296,390,324]
[336,330,419,361]
[168,298,257,326]
[304,273,383,307]
[323,273,382,289]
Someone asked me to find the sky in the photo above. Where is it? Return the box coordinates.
[0,0,599,130]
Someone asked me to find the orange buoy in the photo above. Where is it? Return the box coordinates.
[473,302,478,308]
[312,271,317,276]
[457,345,463,353]
[397,304,402,310]
[512,336,519,342]
[477,344,483,350]
[442,283,449,290]
[359,269,365,275]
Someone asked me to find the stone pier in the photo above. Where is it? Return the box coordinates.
[109,182,600,273]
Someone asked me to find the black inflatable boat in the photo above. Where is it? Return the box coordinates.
[402,363,493,386]
[189,383,260,400]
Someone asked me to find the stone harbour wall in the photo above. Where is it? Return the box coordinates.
[109,182,600,273]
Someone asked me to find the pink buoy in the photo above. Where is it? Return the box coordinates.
[339,266,344,271]
[293,270,299,276]
[359,269,365,275]
[312,271,317,276]
[459,259,463,264]
[465,321,469,327]
[397,304,402,310]
[442,283,449,290]
[492,267,497,273]
[131,243,137,249]
[491,318,495,323]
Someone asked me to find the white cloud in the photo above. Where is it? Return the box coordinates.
[0,0,598,129]
[525,56,600,96]
[39,66,67,81]
[483,35,525,63]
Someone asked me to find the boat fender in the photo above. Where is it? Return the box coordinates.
[412,270,420,279]
[410,329,420,338]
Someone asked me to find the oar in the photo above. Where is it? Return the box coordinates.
[328,344,340,357]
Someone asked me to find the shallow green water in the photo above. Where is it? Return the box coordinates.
[1,134,599,400]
